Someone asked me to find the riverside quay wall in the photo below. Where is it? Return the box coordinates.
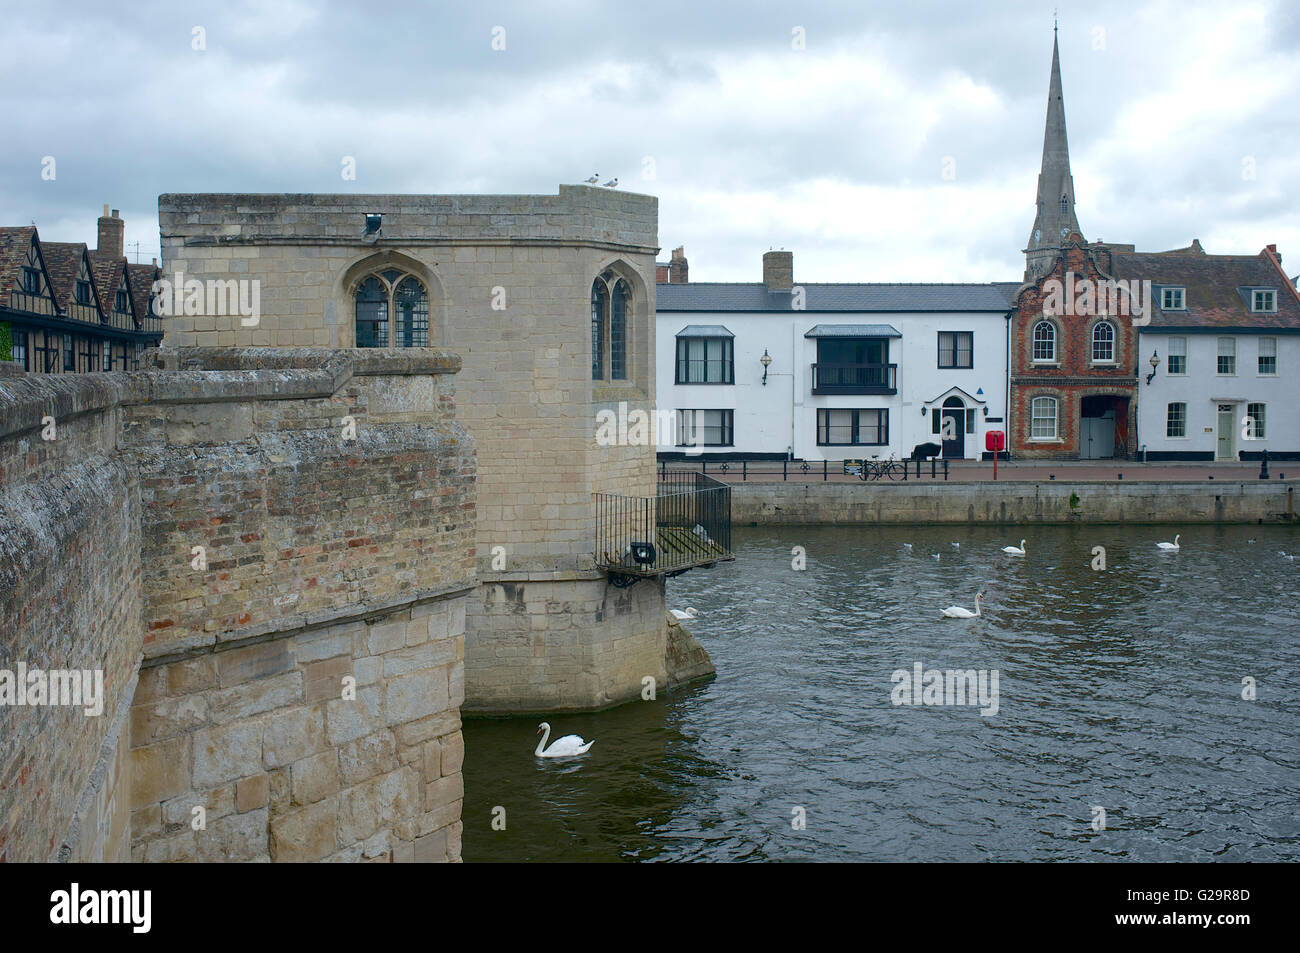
[157,188,703,713]
[0,347,475,863]
[731,480,1297,525]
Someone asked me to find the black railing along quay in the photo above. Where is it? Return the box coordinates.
[658,458,950,482]
[595,470,733,583]
[810,362,897,395]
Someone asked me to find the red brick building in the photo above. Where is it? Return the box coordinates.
[1009,31,1138,459]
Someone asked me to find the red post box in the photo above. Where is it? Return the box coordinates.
[985,430,1004,479]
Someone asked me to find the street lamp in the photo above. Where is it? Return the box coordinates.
[760,349,772,385]
[1145,350,1160,385]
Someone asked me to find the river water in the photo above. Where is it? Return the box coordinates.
[463,524,1300,862]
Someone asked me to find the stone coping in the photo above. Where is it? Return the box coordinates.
[0,346,463,442]
[142,580,477,666]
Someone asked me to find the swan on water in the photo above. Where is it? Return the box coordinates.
[1156,534,1181,551]
[941,591,984,619]
[951,542,960,549]
[1279,551,1295,561]
[902,542,913,551]
[932,553,941,561]
[535,722,594,758]
[1002,540,1026,556]
[667,607,699,624]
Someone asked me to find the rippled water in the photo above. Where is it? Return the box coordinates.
[463,524,1300,861]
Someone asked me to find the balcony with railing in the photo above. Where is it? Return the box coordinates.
[595,470,733,582]
[810,362,897,395]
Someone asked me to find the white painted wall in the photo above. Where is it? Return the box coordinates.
[1137,331,1300,457]
[656,309,1009,460]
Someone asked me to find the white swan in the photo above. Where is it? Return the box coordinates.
[535,722,594,758]
[1156,534,1181,551]
[932,553,941,561]
[951,542,960,549]
[902,542,913,551]
[667,607,698,624]
[1002,539,1026,556]
[941,591,984,619]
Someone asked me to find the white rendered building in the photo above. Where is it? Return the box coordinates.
[655,251,1016,461]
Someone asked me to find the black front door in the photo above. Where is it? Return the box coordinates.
[946,397,967,457]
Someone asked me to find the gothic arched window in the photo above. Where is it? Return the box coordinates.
[591,271,630,381]
[1060,195,1069,215]
[355,271,429,348]
[1032,320,1056,363]
[1091,320,1115,363]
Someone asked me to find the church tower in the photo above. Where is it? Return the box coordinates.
[1024,27,1083,281]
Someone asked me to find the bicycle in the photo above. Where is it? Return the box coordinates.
[861,454,906,481]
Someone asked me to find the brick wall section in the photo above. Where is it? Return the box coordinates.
[0,367,140,862]
[157,188,695,713]
[1010,241,1139,458]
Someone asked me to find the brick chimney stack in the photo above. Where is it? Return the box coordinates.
[668,246,689,284]
[763,250,793,292]
[97,205,124,259]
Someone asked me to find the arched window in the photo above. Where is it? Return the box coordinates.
[1091,320,1115,363]
[1032,320,1056,362]
[1030,396,1058,440]
[354,271,429,348]
[591,271,630,381]
[1060,195,1069,215]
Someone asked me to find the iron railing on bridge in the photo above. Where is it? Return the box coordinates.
[658,458,950,482]
[595,470,733,578]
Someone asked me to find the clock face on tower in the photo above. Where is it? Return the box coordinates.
[1060,225,1070,239]
[1034,229,1041,243]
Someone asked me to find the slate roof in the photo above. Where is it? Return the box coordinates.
[674,324,734,337]
[656,282,1017,313]
[89,251,125,315]
[1111,249,1300,331]
[126,263,160,325]
[0,226,37,297]
[804,323,902,338]
[40,241,92,313]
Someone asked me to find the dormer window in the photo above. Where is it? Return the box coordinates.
[1252,289,1276,312]
[22,267,41,294]
[75,280,92,306]
[1161,287,1185,310]
[115,288,128,313]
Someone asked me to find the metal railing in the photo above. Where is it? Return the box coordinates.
[595,470,733,577]
[810,362,897,394]
[659,458,950,482]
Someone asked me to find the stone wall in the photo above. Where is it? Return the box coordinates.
[0,365,140,862]
[0,347,476,862]
[157,188,701,713]
[731,480,1298,525]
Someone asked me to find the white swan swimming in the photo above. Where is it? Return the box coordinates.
[1002,539,1026,556]
[1156,534,1181,551]
[951,542,960,549]
[932,552,941,561]
[941,591,984,619]
[902,542,913,551]
[667,607,698,624]
[535,722,594,758]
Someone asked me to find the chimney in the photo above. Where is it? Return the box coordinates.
[97,205,124,259]
[656,263,669,283]
[668,246,689,284]
[763,250,793,292]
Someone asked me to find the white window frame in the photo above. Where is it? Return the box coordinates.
[1217,337,1236,376]
[1032,320,1057,363]
[1167,336,1187,375]
[1030,396,1058,440]
[1251,289,1277,313]
[1258,337,1277,376]
[1246,402,1266,440]
[1161,287,1185,310]
[1166,402,1187,439]
[1091,320,1116,364]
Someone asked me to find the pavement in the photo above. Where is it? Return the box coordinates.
[670,459,1295,484]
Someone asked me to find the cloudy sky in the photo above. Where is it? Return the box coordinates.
[4,0,1298,283]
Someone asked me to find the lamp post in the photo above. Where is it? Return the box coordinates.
[760,349,772,385]
[1145,350,1160,385]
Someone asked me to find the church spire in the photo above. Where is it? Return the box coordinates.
[1025,28,1082,281]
